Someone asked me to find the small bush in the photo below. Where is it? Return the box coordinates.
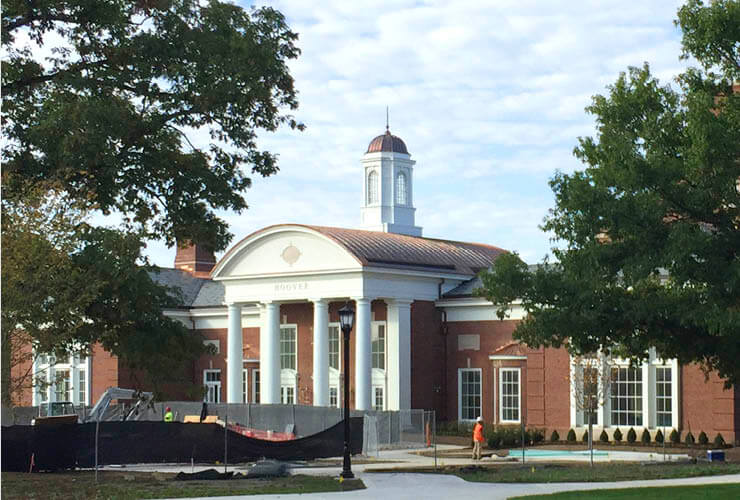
[499,426,519,447]
[714,433,725,448]
[582,430,590,443]
[655,430,664,444]
[567,428,576,442]
[685,431,695,445]
[669,429,679,444]
[641,429,651,444]
[698,431,709,445]
[613,428,623,443]
[627,427,637,443]
[486,428,501,449]
[550,430,560,443]
[599,430,609,443]
[532,428,545,444]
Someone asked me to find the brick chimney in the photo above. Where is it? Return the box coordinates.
[174,242,216,277]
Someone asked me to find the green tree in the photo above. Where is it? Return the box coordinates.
[477,0,739,385]
[1,0,302,405]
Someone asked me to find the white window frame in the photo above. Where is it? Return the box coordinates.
[242,368,248,403]
[395,171,407,205]
[280,324,298,371]
[367,170,379,205]
[281,385,295,405]
[203,369,221,403]
[458,368,482,422]
[252,369,260,404]
[33,352,89,406]
[371,321,386,370]
[499,367,521,424]
[609,365,644,427]
[328,323,341,371]
[329,385,339,408]
[373,386,385,412]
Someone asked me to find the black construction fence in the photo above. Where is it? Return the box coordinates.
[2,418,364,472]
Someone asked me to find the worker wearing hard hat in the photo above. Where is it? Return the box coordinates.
[164,406,174,422]
[472,416,484,460]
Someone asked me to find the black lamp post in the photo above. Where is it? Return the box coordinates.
[338,302,355,479]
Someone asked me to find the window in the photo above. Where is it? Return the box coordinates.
[281,386,295,405]
[458,369,481,421]
[78,370,86,405]
[374,387,384,411]
[330,386,338,407]
[500,368,521,423]
[610,366,643,426]
[252,369,260,404]
[395,172,407,205]
[242,369,248,403]
[372,324,385,370]
[367,171,379,204]
[329,325,340,370]
[656,367,672,427]
[55,369,71,402]
[582,366,599,425]
[280,326,297,370]
[204,369,221,403]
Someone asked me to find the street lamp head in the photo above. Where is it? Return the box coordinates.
[338,302,355,333]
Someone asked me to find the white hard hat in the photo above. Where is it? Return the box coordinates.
[477,416,483,422]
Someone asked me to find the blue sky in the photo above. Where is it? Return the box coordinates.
[145,0,690,268]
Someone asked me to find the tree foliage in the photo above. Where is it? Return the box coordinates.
[1,0,302,404]
[478,0,739,385]
[2,0,302,250]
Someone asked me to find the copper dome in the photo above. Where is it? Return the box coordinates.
[366,130,409,154]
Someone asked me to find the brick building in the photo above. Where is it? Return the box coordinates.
[24,129,739,443]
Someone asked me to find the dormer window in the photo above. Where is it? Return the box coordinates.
[395,172,407,205]
[368,171,379,204]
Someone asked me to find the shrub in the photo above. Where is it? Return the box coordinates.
[613,428,623,443]
[641,429,651,444]
[655,430,664,444]
[669,429,680,444]
[567,428,576,442]
[550,430,560,442]
[582,430,590,443]
[532,428,545,444]
[500,426,518,447]
[685,431,695,445]
[485,427,500,449]
[627,427,637,443]
[599,430,609,443]
[698,431,709,445]
[714,433,725,448]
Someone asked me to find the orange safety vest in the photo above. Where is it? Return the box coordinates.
[473,423,484,442]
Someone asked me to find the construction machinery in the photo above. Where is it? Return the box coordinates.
[32,401,79,426]
[85,387,154,423]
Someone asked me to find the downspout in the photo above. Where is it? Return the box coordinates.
[441,310,449,422]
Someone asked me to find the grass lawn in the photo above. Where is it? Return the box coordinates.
[368,462,740,483]
[1,470,364,499]
[511,483,740,499]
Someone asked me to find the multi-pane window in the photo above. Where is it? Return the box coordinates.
[204,369,221,403]
[34,354,87,405]
[395,172,407,205]
[281,386,295,405]
[280,326,297,370]
[582,366,599,425]
[656,367,672,427]
[242,369,248,403]
[610,366,643,426]
[459,369,481,421]
[330,386,338,407]
[372,324,385,370]
[500,368,521,423]
[367,171,379,204]
[329,325,340,370]
[374,387,384,411]
[55,369,71,402]
[252,369,260,404]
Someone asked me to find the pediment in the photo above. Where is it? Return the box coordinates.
[212,226,362,279]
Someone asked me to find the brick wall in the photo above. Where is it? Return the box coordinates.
[410,300,444,414]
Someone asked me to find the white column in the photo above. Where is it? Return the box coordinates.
[312,299,329,406]
[226,303,243,403]
[260,301,281,404]
[387,299,412,410]
[354,298,372,411]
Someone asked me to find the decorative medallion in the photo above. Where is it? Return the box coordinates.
[281,243,301,266]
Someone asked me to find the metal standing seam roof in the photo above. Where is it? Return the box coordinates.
[221,224,507,276]
[366,130,409,154]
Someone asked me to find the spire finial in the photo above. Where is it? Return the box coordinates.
[386,106,389,132]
